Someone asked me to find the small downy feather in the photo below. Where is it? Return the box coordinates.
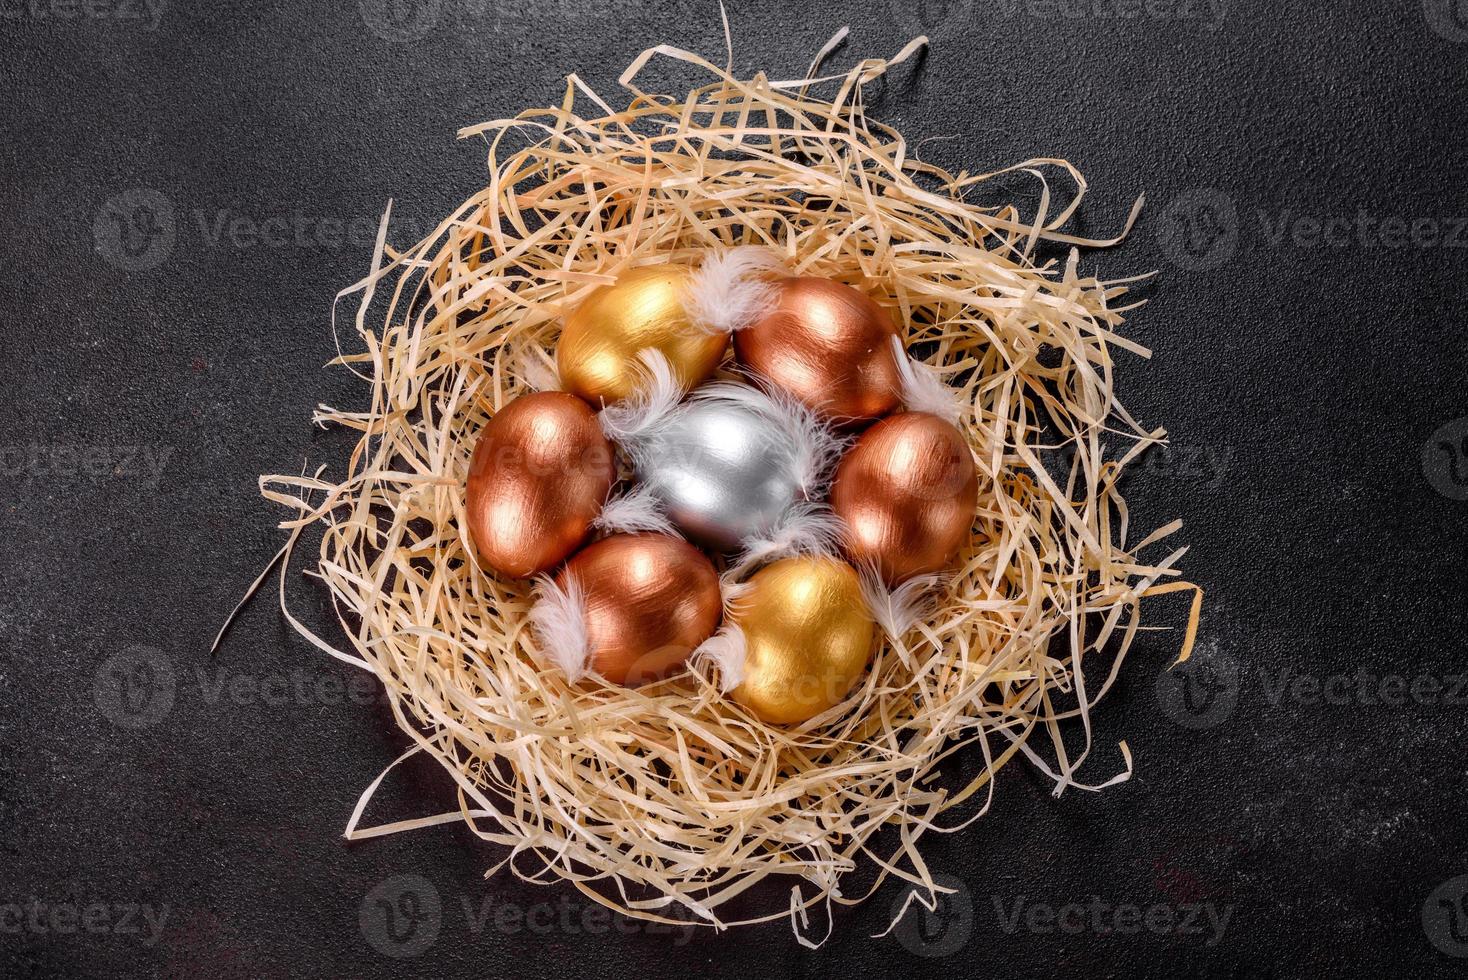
[717,576,754,615]
[597,348,685,447]
[694,623,748,692]
[732,501,842,576]
[768,384,848,496]
[517,344,561,392]
[682,246,786,335]
[593,483,675,536]
[858,566,946,641]
[528,574,592,682]
[891,335,963,425]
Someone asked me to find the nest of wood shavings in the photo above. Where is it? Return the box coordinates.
[252,31,1200,942]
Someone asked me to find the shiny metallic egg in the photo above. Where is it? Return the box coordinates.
[633,397,805,552]
[830,411,978,583]
[558,533,723,686]
[557,265,729,406]
[464,392,615,578]
[734,276,902,425]
[728,557,876,724]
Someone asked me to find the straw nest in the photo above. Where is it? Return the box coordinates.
[249,31,1199,942]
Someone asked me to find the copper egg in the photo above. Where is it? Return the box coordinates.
[733,276,902,425]
[464,392,615,578]
[559,533,723,686]
[830,412,979,583]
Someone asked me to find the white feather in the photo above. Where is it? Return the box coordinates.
[858,566,946,640]
[733,501,842,575]
[717,576,754,614]
[773,385,848,497]
[528,574,591,682]
[518,344,561,393]
[593,483,674,535]
[597,348,685,447]
[694,624,748,692]
[690,379,847,497]
[891,335,963,425]
[682,246,786,335]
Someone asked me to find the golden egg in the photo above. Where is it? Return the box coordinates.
[830,412,978,584]
[728,557,876,724]
[558,533,723,686]
[733,276,902,425]
[557,265,729,405]
[464,392,615,578]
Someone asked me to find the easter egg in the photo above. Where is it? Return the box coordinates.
[553,533,722,686]
[464,392,615,578]
[630,384,823,552]
[830,412,978,583]
[727,557,876,724]
[734,277,902,425]
[557,265,727,405]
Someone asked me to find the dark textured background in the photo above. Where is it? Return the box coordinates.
[3,0,1467,976]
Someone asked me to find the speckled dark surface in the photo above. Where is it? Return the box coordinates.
[3,1,1467,976]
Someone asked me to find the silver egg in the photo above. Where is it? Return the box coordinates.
[634,397,804,551]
